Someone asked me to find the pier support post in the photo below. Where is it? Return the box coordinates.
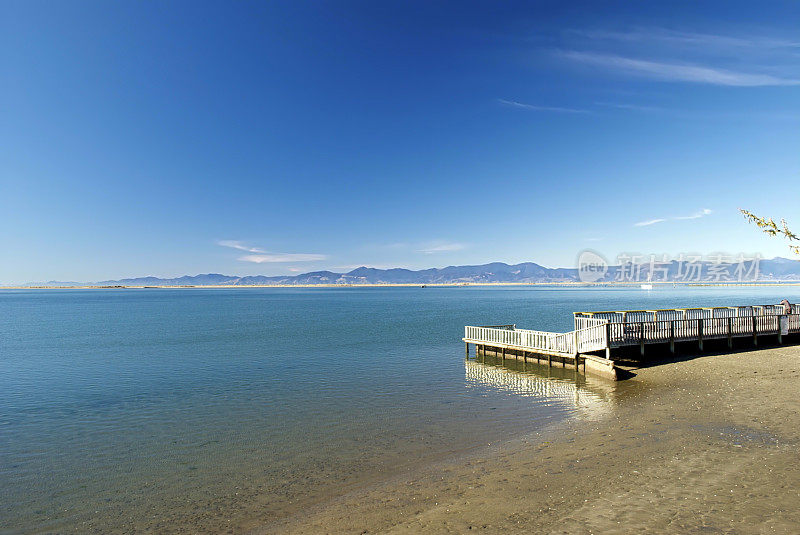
[698,319,703,352]
[465,342,470,357]
[639,322,645,357]
[727,318,733,349]
[752,316,758,346]
[573,330,579,358]
[669,321,675,354]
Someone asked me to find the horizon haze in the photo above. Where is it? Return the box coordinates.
[12,255,800,287]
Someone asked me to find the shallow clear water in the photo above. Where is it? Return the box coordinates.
[2,285,799,532]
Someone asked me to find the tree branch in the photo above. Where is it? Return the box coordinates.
[740,209,799,255]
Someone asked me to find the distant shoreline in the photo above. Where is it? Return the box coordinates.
[4,282,800,290]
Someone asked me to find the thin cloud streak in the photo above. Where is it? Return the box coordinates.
[675,208,713,220]
[217,240,266,253]
[635,208,713,227]
[595,102,664,113]
[498,99,591,114]
[379,241,468,254]
[571,28,800,50]
[561,51,800,86]
[418,242,467,254]
[634,218,667,227]
[219,240,326,263]
[239,254,327,263]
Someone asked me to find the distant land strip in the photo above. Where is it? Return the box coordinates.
[5,258,800,288]
[5,282,800,290]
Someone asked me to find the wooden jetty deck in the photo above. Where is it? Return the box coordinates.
[464,304,800,379]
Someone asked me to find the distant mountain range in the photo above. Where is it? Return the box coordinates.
[20,257,800,286]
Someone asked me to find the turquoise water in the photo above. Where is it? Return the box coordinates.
[2,286,800,532]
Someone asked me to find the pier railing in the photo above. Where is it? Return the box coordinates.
[465,308,800,358]
[576,322,608,352]
[574,304,800,324]
[604,314,799,347]
[574,317,609,331]
[464,326,572,354]
[464,323,608,357]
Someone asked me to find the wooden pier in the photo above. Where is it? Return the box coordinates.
[464,304,800,379]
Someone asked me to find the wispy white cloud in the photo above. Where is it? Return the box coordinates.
[239,254,327,263]
[219,240,326,263]
[634,208,713,227]
[675,208,713,220]
[217,240,266,253]
[376,241,468,254]
[571,28,800,50]
[595,102,664,113]
[498,99,590,114]
[634,218,667,227]
[418,242,467,254]
[561,51,800,87]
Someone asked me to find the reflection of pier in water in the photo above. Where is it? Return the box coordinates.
[465,354,617,418]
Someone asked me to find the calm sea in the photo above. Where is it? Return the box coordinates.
[3,285,799,532]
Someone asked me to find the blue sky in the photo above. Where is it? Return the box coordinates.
[2,1,799,283]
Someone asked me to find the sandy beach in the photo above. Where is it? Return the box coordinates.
[270,344,800,534]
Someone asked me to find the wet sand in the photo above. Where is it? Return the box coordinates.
[270,345,800,534]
